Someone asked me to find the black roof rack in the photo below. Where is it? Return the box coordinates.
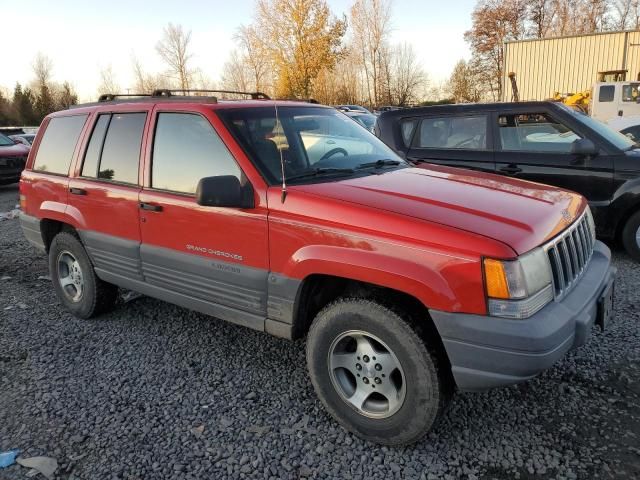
[152,89,270,100]
[276,97,319,104]
[97,93,152,102]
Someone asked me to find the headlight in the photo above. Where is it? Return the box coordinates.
[483,248,554,319]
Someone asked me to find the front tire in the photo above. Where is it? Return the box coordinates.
[622,211,640,262]
[49,231,118,319]
[306,298,451,445]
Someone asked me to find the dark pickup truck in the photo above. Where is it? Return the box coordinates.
[376,101,640,261]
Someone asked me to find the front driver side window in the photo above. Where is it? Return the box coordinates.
[151,113,242,194]
[498,113,581,153]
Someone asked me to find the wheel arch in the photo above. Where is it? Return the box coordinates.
[40,218,79,252]
[614,200,640,242]
[291,273,455,388]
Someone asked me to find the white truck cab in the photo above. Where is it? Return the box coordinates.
[592,82,640,123]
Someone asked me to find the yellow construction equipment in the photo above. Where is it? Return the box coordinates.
[551,90,591,113]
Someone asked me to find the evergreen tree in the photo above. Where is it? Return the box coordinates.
[12,84,38,126]
[34,83,55,122]
[56,82,78,110]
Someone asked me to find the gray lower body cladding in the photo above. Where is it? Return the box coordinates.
[20,214,46,252]
[18,219,300,338]
[430,241,616,391]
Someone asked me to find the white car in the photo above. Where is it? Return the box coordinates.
[607,115,640,142]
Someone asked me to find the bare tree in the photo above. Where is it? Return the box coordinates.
[350,0,393,106]
[221,50,252,92]
[388,43,425,106]
[131,55,166,93]
[234,25,270,92]
[579,0,610,32]
[465,0,528,100]
[156,23,193,90]
[97,65,119,95]
[528,0,555,37]
[612,0,633,28]
[31,52,56,119]
[32,52,53,88]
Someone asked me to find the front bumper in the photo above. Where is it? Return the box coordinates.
[431,240,616,391]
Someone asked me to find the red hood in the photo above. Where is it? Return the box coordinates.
[293,164,585,255]
[0,143,30,156]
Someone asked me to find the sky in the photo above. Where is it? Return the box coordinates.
[2,0,476,101]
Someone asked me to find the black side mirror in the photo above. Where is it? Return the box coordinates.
[570,138,598,157]
[196,175,254,208]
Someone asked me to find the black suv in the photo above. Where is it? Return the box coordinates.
[376,101,640,260]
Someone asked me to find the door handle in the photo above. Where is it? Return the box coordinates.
[140,202,163,212]
[326,140,336,145]
[69,187,87,195]
[499,165,522,175]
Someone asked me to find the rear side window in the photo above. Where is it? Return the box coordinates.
[151,113,241,194]
[412,115,487,150]
[33,115,88,175]
[80,113,146,184]
[99,113,146,183]
[599,85,615,102]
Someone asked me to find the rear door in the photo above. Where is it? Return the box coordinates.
[405,113,495,172]
[68,108,150,282]
[592,84,618,122]
[138,106,269,329]
[493,108,614,204]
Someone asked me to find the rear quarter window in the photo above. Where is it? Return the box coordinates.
[33,115,88,175]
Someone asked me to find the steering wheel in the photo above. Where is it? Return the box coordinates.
[319,148,348,162]
[451,134,484,149]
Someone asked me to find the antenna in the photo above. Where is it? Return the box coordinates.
[274,103,287,203]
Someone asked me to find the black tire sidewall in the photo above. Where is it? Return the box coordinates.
[622,211,640,262]
[306,300,444,445]
[49,232,99,319]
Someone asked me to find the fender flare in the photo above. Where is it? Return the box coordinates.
[282,245,470,312]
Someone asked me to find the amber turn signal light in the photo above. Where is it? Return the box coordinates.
[483,258,510,299]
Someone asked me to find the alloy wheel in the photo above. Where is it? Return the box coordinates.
[328,330,406,418]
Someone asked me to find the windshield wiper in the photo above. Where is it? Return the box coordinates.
[355,159,402,170]
[286,167,355,182]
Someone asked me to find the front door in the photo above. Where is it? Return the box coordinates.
[138,108,269,329]
[493,110,614,226]
[68,110,149,282]
[405,114,494,173]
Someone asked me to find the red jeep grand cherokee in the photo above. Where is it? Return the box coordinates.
[20,91,616,445]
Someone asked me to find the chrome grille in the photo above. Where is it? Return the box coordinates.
[544,211,595,299]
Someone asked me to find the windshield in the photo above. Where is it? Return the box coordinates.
[351,113,376,130]
[218,106,406,184]
[562,105,636,150]
[0,133,14,146]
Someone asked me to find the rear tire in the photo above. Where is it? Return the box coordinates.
[306,298,451,445]
[622,211,640,262]
[49,232,118,318]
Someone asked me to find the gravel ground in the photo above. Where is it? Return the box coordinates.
[1,182,639,480]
